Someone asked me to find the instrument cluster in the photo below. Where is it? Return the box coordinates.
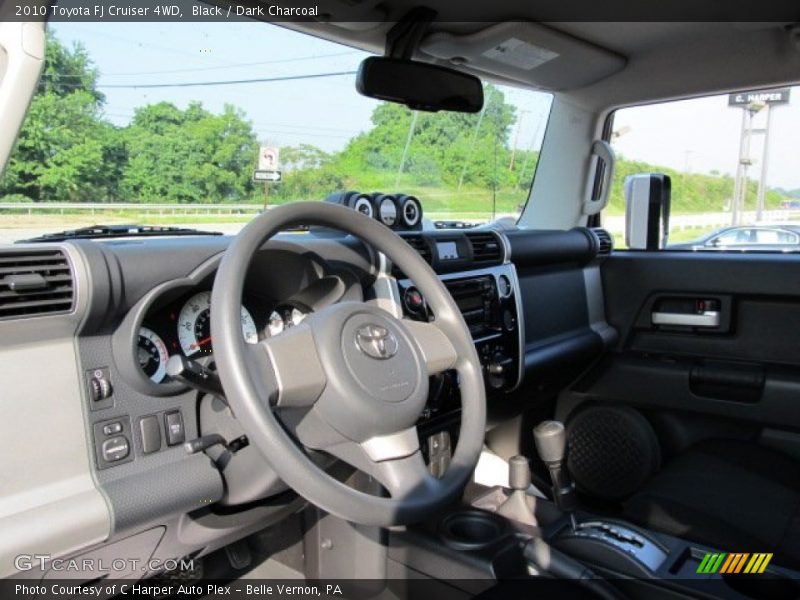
[136,290,307,383]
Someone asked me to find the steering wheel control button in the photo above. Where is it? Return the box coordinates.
[139,415,162,454]
[165,410,185,446]
[101,436,130,463]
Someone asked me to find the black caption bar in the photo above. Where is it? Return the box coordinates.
[2,0,800,22]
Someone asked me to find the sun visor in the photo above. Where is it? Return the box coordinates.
[420,22,626,91]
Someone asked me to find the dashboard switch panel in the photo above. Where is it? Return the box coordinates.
[101,436,130,463]
[93,416,133,469]
[165,410,185,446]
[86,367,114,411]
[139,415,162,454]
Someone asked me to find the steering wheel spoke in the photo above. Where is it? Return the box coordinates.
[319,426,437,500]
[251,322,326,408]
[402,319,459,375]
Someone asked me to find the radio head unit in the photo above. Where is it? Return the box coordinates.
[398,266,522,393]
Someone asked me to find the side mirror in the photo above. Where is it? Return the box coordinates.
[356,56,484,113]
[624,173,671,250]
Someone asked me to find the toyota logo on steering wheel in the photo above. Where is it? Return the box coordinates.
[355,324,399,360]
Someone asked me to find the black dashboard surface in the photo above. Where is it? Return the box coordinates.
[67,226,612,538]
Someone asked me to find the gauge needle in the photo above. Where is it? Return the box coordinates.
[190,336,212,350]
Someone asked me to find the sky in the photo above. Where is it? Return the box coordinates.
[612,89,800,191]
[50,20,554,156]
[49,19,799,193]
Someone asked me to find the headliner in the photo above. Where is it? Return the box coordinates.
[252,0,800,113]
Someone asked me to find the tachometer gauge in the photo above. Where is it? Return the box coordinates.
[177,291,257,356]
[138,327,169,383]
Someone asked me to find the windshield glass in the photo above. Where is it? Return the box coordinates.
[0,20,553,243]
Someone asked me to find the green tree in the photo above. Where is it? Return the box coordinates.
[0,35,119,201]
[119,102,258,203]
[37,37,104,102]
[334,83,518,188]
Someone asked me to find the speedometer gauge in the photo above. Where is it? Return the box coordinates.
[138,327,169,383]
[177,291,257,356]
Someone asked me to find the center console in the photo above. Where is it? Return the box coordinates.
[388,421,800,600]
[395,231,523,394]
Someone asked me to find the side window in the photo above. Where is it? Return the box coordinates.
[714,229,750,246]
[753,228,799,245]
[608,86,800,251]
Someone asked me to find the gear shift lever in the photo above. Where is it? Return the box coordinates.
[534,420,578,529]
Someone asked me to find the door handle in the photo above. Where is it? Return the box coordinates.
[651,310,720,328]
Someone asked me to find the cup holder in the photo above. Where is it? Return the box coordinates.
[439,510,507,551]
[722,572,800,600]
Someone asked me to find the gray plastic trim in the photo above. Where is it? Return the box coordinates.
[0,243,111,578]
[582,265,618,346]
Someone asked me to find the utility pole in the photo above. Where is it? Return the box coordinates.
[395,111,419,188]
[756,104,772,221]
[458,87,493,191]
[508,109,530,171]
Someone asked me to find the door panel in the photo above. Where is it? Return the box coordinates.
[561,250,800,461]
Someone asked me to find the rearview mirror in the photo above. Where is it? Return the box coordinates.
[356,56,483,113]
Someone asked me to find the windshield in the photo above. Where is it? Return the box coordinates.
[0,20,553,243]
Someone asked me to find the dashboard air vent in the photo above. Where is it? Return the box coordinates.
[591,228,614,257]
[466,231,504,265]
[392,235,432,278]
[0,250,75,319]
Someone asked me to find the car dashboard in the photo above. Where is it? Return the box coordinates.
[0,224,615,581]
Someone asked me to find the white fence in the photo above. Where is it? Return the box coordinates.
[0,202,264,216]
[3,203,800,234]
[602,210,800,234]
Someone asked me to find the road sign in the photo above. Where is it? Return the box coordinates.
[258,146,280,171]
[253,170,281,182]
[728,88,791,107]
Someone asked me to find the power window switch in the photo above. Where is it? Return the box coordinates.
[165,410,185,446]
[139,415,162,454]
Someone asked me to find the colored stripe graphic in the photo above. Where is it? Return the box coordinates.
[697,553,726,573]
[698,552,774,574]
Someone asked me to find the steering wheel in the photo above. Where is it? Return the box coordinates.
[211,202,486,526]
